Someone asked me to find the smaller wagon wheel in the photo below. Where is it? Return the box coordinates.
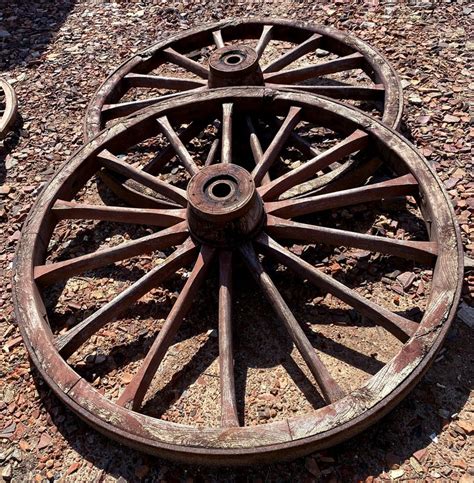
[85,18,402,207]
[14,89,461,465]
[0,78,18,141]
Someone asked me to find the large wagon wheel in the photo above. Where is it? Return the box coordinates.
[14,88,461,465]
[0,78,18,141]
[85,18,402,207]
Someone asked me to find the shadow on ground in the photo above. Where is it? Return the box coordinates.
[0,114,23,185]
[0,1,76,71]
[29,306,472,482]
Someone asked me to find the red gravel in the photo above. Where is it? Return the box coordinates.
[0,1,472,482]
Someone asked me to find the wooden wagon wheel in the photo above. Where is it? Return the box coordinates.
[0,78,18,141]
[14,88,461,465]
[84,18,403,207]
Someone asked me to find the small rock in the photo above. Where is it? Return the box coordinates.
[8,231,21,243]
[397,271,416,290]
[443,114,460,123]
[121,373,134,384]
[352,249,371,260]
[409,95,423,105]
[37,433,52,450]
[444,177,461,189]
[1,463,12,480]
[389,468,405,479]
[0,185,11,195]
[10,449,22,462]
[66,462,80,475]
[3,388,15,404]
[410,456,423,473]
[417,115,431,124]
[452,459,468,470]
[457,419,474,435]
[413,447,428,463]
[18,440,29,452]
[0,422,16,438]
[3,336,22,353]
[387,269,401,279]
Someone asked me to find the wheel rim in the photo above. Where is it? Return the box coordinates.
[0,78,17,140]
[84,18,403,209]
[85,18,402,138]
[14,88,461,465]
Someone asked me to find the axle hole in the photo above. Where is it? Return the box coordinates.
[225,54,242,65]
[211,182,232,198]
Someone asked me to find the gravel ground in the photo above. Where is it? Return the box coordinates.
[0,1,473,482]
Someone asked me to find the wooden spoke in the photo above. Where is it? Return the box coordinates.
[267,83,385,101]
[252,106,302,185]
[246,116,263,164]
[259,130,369,200]
[255,25,273,58]
[218,250,239,427]
[221,103,233,164]
[102,88,205,120]
[34,221,189,286]
[156,116,200,175]
[280,154,382,201]
[144,120,208,175]
[266,174,419,218]
[52,200,186,226]
[162,47,209,79]
[264,52,365,84]
[124,73,206,90]
[245,116,271,185]
[292,133,320,160]
[263,33,322,73]
[97,150,187,206]
[269,115,321,161]
[256,234,419,342]
[56,238,199,358]
[117,245,216,410]
[205,138,220,167]
[266,215,438,264]
[239,243,345,403]
[212,30,225,49]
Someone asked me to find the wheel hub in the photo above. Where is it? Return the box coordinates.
[186,164,264,246]
[208,45,264,88]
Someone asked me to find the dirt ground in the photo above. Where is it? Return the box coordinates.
[0,1,473,482]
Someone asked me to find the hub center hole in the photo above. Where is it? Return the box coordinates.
[222,51,245,66]
[226,55,242,65]
[205,175,237,202]
[211,182,232,198]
